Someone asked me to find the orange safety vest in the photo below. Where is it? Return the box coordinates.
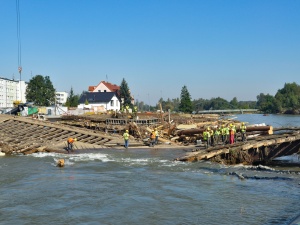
[150,132,155,139]
[68,138,74,144]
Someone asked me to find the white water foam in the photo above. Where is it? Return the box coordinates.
[30,152,112,163]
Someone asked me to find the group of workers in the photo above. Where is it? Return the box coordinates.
[122,128,160,148]
[202,122,247,148]
[68,123,246,151]
[149,128,159,147]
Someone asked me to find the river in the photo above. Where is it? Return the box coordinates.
[1,114,300,225]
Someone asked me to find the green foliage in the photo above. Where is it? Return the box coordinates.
[275,82,300,110]
[147,82,299,114]
[256,93,279,113]
[179,85,192,113]
[119,78,132,108]
[256,82,300,113]
[209,97,231,110]
[230,97,239,108]
[65,87,79,107]
[25,75,56,106]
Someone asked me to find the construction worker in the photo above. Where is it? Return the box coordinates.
[154,128,159,145]
[213,126,220,146]
[241,122,247,142]
[208,127,214,146]
[232,123,237,143]
[149,130,156,147]
[221,125,226,144]
[123,130,129,148]
[67,137,77,153]
[229,124,235,144]
[224,125,230,144]
[203,128,211,148]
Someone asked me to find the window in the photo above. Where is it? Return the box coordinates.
[110,100,114,106]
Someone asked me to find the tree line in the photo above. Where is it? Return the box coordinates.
[25,75,300,114]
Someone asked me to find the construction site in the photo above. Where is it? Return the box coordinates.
[0,111,300,166]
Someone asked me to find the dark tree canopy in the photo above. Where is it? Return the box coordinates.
[255,82,300,113]
[25,75,56,106]
[256,93,279,114]
[179,85,192,113]
[65,87,79,107]
[275,82,300,110]
[119,78,132,108]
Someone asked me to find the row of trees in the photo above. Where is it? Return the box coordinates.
[25,75,300,114]
[175,82,300,114]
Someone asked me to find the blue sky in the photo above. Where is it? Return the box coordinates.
[1,0,299,105]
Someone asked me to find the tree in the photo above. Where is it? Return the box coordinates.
[65,87,79,107]
[275,82,300,111]
[256,93,279,113]
[210,97,231,110]
[25,75,56,106]
[119,78,132,108]
[230,97,239,109]
[179,85,192,113]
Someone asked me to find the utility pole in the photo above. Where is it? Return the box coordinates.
[148,93,150,111]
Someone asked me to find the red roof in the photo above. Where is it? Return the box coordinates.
[88,86,96,92]
[102,81,120,92]
[88,81,120,93]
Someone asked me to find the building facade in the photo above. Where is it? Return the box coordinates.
[0,77,27,108]
[78,92,120,112]
[55,91,68,105]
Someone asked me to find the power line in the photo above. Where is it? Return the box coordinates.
[16,0,22,72]
[16,0,22,102]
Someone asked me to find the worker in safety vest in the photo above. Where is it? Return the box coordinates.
[154,128,159,145]
[240,122,247,142]
[225,125,230,144]
[229,124,235,144]
[207,127,214,146]
[203,128,211,148]
[123,130,129,148]
[221,125,226,144]
[232,124,237,142]
[213,127,220,146]
[67,137,77,153]
[149,130,156,147]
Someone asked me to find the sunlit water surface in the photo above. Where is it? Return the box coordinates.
[1,114,300,225]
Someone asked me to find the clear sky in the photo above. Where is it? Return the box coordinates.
[1,0,299,106]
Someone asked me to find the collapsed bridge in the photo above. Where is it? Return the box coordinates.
[176,130,300,165]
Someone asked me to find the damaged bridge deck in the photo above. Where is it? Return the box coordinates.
[0,115,144,154]
[176,131,300,165]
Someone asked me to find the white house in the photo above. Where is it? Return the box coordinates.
[77,92,120,112]
[88,80,135,105]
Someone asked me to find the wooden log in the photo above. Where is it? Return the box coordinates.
[177,129,204,136]
[177,126,273,136]
[200,149,230,160]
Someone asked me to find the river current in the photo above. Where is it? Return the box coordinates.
[1,114,300,225]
